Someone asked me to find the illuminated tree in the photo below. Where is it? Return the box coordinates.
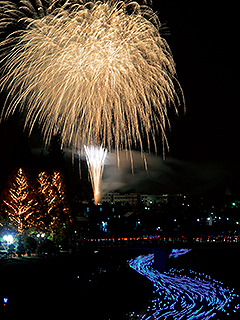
[37,171,56,221]
[0,167,71,242]
[37,170,72,242]
[2,168,38,233]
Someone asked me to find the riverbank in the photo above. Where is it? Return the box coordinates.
[0,249,153,319]
[1,244,239,319]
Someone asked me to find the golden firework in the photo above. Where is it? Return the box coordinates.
[84,145,107,204]
[0,0,184,166]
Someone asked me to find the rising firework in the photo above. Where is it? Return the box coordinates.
[0,0,184,166]
[84,145,107,204]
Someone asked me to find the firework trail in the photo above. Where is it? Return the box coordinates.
[0,0,184,167]
[84,145,107,204]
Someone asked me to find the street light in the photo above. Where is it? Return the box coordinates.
[3,235,13,244]
[3,235,14,258]
[3,297,8,310]
[37,233,45,238]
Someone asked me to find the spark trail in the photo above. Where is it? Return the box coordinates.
[0,0,184,167]
[84,145,107,204]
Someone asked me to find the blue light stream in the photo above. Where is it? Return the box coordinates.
[128,254,239,319]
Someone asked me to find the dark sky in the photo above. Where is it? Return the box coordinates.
[153,1,238,161]
[103,1,240,197]
[0,0,239,198]
[134,0,239,197]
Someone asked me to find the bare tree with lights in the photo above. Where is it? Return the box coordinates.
[2,168,38,233]
[37,170,72,242]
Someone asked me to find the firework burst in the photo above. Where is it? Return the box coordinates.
[0,0,184,166]
[84,145,107,204]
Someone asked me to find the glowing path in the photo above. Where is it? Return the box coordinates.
[169,248,192,258]
[128,254,239,319]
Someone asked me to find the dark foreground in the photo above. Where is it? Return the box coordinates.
[0,249,153,319]
[1,244,240,319]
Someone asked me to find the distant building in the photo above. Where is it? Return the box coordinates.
[100,192,172,206]
[140,194,164,206]
[140,195,148,206]
[157,194,170,204]
[100,194,111,203]
[206,216,213,226]
[101,192,139,206]
[100,192,119,204]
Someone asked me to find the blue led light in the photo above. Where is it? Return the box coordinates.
[169,248,192,258]
[128,254,239,319]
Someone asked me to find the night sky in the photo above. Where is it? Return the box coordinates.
[153,1,238,161]
[0,0,238,198]
[103,1,239,198]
